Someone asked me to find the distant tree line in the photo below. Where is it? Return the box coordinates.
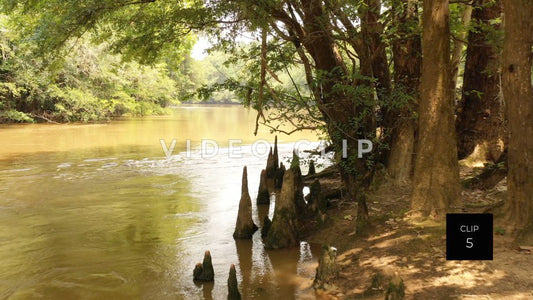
[0,15,239,123]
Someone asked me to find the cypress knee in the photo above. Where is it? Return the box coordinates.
[308,160,316,176]
[290,152,306,217]
[275,163,285,190]
[265,150,276,192]
[256,169,270,205]
[265,168,299,249]
[261,216,272,238]
[259,137,281,201]
[233,166,258,239]
[290,149,300,169]
[307,179,321,212]
[193,250,214,282]
[273,135,279,171]
[384,274,405,300]
[273,136,282,190]
[313,245,339,289]
[265,137,280,193]
[227,264,241,300]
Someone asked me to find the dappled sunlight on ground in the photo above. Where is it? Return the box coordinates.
[370,233,417,249]
[308,182,533,299]
[432,261,505,288]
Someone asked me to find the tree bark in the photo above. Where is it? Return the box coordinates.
[359,0,392,101]
[256,0,378,227]
[451,4,473,91]
[359,0,397,168]
[411,0,461,218]
[456,0,504,162]
[388,0,422,185]
[233,166,258,239]
[501,0,533,239]
[264,168,299,249]
[299,0,374,226]
[227,264,242,300]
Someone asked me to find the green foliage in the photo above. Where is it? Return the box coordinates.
[182,52,240,103]
[0,108,33,122]
[1,0,202,63]
[290,150,300,169]
[0,15,187,123]
[494,227,505,235]
[195,38,324,135]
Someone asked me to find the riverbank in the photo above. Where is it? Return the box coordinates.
[305,166,533,299]
[0,103,246,124]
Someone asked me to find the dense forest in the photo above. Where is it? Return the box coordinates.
[0,17,243,124]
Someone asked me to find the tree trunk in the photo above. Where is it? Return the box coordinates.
[300,0,374,226]
[411,0,461,218]
[359,0,400,168]
[501,0,533,239]
[450,4,473,91]
[359,0,391,101]
[456,0,504,162]
[388,0,421,184]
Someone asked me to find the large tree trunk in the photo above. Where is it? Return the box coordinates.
[387,0,421,185]
[359,0,391,101]
[501,0,533,239]
[411,0,461,218]
[358,0,397,168]
[456,0,504,162]
[263,0,378,228]
[450,4,473,91]
[359,0,397,168]
[300,0,375,227]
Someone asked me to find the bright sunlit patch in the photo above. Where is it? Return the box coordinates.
[190,36,210,60]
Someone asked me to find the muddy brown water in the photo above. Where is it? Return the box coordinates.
[0,105,326,299]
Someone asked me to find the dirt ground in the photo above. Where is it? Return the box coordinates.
[306,167,533,300]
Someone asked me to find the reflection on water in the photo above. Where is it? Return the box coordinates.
[0,105,326,299]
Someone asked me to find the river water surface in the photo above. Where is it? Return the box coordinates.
[0,105,325,299]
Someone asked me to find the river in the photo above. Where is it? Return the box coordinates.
[0,105,326,299]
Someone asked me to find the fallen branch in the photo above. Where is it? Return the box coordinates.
[29,113,60,124]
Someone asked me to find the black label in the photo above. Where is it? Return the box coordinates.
[446,213,493,260]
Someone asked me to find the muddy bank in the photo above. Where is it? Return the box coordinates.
[220,138,532,299]
[304,168,533,299]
